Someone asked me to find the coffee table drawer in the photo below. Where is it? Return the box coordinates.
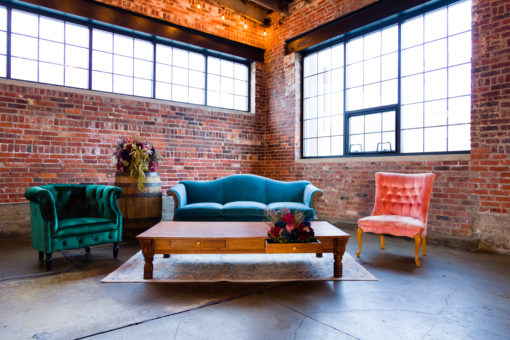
[170,239,226,249]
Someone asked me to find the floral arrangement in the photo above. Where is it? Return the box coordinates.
[265,208,315,243]
[115,137,161,190]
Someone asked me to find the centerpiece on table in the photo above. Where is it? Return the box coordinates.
[114,137,163,238]
[265,208,322,253]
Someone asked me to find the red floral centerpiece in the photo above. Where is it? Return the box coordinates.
[114,137,161,190]
[265,208,315,243]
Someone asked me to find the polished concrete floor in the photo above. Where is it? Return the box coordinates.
[1,229,509,340]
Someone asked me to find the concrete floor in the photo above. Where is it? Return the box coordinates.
[1,229,509,340]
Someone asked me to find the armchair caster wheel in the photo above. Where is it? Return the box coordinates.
[85,247,91,254]
[45,253,53,271]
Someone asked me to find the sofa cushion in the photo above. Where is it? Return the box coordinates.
[175,202,223,219]
[58,217,112,229]
[181,180,223,204]
[222,201,267,217]
[266,179,309,204]
[267,202,315,220]
[223,175,266,204]
[54,221,117,238]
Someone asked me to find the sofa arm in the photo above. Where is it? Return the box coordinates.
[85,185,123,223]
[303,184,324,218]
[167,183,187,212]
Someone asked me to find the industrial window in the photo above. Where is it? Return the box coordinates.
[0,5,250,112]
[302,0,471,157]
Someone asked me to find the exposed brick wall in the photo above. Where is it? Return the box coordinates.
[262,0,509,252]
[0,78,265,203]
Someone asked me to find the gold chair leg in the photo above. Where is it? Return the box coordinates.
[380,235,385,249]
[422,236,427,256]
[356,228,363,257]
[414,234,421,267]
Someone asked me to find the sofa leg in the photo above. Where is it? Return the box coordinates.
[85,247,91,254]
[45,253,53,271]
[113,243,119,259]
[163,254,170,258]
[39,251,44,261]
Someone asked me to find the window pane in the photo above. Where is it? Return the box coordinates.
[331,68,343,92]
[233,95,247,111]
[448,63,471,97]
[402,46,423,76]
[173,48,188,68]
[331,44,344,69]
[331,115,343,135]
[113,74,133,95]
[304,97,317,120]
[424,99,447,127]
[134,59,153,79]
[234,79,247,96]
[346,87,363,111]
[220,93,233,109]
[189,87,205,105]
[318,117,330,137]
[234,63,248,80]
[318,48,331,72]
[424,69,447,100]
[0,7,6,31]
[402,16,423,49]
[173,67,188,86]
[39,62,63,85]
[350,115,364,134]
[113,55,133,76]
[134,78,152,97]
[173,84,188,102]
[346,62,363,88]
[0,31,6,55]
[331,136,344,156]
[424,126,446,152]
[221,59,234,78]
[93,29,113,53]
[39,40,64,64]
[401,129,423,153]
[381,79,398,106]
[318,94,331,117]
[65,66,88,88]
[190,70,205,89]
[92,51,112,72]
[317,72,330,95]
[364,57,381,84]
[363,83,381,108]
[92,71,112,92]
[207,90,219,107]
[424,8,447,42]
[189,52,205,72]
[208,74,220,90]
[304,139,317,157]
[221,76,234,94]
[424,39,447,71]
[156,82,172,100]
[12,10,38,37]
[66,46,88,68]
[364,31,381,59]
[318,137,331,156]
[114,34,133,57]
[401,103,424,129]
[448,32,471,66]
[134,39,153,61]
[0,55,6,77]
[66,23,89,48]
[156,44,172,64]
[11,57,37,81]
[346,36,363,64]
[208,57,220,75]
[365,113,381,133]
[40,17,64,42]
[448,124,470,151]
[382,111,395,132]
[304,53,317,77]
[304,75,317,98]
[401,74,424,104]
[448,96,471,124]
[11,34,38,59]
[156,63,171,83]
[381,53,397,80]
[381,25,398,54]
[448,0,472,35]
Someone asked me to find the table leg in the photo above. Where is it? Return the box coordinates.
[333,238,347,278]
[140,239,154,279]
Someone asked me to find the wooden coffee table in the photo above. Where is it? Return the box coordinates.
[136,221,350,280]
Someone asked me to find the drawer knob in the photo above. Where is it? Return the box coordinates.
[196,241,201,246]
[292,246,297,251]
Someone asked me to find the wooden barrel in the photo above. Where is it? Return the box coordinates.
[114,172,162,239]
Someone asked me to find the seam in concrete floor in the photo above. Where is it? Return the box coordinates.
[260,292,360,340]
[76,285,290,339]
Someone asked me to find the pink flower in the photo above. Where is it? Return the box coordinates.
[286,223,296,233]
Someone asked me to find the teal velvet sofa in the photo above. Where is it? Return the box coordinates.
[24,184,123,271]
[167,174,323,221]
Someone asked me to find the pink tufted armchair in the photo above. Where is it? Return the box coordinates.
[357,172,435,267]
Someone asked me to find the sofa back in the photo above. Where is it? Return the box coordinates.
[42,184,101,219]
[180,174,310,204]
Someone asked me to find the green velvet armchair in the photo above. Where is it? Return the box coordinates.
[24,184,123,271]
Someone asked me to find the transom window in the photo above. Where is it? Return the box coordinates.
[0,5,250,112]
[302,0,471,157]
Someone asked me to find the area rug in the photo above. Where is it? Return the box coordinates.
[102,252,376,283]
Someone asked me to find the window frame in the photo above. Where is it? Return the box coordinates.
[301,0,471,159]
[0,2,251,112]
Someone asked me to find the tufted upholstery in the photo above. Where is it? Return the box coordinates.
[168,174,323,221]
[25,184,123,270]
[357,172,435,266]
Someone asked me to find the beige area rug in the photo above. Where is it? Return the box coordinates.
[102,251,377,283]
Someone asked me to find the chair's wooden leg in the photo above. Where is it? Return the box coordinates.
[356,228,363,257]
[422,236,427,256]
[113,243,119,259]
[380,235,385,249]
[39,251,44,261]
[45,253,53,271]
[414,235,421,267]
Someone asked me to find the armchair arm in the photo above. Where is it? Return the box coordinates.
[24,186,58,225]
[303,184,324,219]
[167,183,187,212]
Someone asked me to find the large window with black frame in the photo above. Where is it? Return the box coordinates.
[0,5,250,112]
[302,0,471,157]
